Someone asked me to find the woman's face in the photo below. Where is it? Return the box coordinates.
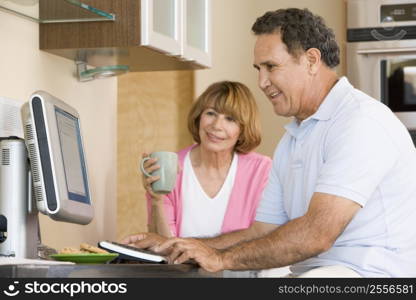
[198,107,241,154]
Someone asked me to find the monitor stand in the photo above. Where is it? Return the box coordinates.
[0,137,53,259]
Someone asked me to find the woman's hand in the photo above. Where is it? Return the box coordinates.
[141,152,163,202]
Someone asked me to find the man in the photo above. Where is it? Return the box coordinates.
[123,8,416,277]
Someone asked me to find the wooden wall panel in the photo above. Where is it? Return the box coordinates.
[117,71,194,240]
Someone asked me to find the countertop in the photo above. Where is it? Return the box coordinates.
[0,262,255,278]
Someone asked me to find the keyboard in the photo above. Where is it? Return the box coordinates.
[98,241,167,263]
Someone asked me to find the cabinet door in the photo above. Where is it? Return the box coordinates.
[141,0,182,55]
[182,0,211,67]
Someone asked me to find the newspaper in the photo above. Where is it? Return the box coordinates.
[0,96,24,139]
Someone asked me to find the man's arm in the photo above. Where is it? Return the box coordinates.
[120,221,277,258]
[221,192,360,270]
[202,221,279,249]
[159,192,360,272]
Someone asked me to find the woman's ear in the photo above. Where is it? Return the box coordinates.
[305,48,321,75]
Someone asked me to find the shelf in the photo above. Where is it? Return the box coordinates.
[0,0,115,23]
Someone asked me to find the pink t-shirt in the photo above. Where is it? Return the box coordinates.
[147,144,272,237]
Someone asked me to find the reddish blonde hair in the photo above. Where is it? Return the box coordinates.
[188,81,261,154]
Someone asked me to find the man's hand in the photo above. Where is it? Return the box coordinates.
[156,238,225,273]
[120,232,169,254]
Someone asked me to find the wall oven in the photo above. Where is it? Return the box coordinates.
[347,0,416,141]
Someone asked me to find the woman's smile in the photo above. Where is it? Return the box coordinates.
[206,131,226,143]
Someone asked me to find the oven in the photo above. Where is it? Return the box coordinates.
[347,0,416,142]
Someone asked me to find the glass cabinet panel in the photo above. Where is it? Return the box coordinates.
[153,0,175,39]
[186,0,206,51]
[141,0,181,55]
[183,0,210,67]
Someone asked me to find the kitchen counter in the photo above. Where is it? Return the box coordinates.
[0,263,255,278]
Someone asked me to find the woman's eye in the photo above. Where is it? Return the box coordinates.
[226,116,236,122]
[206,111,216,116]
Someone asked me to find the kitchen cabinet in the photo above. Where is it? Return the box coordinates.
[39,0,212,72]
[183,0,211,67]
[141,0,211,67]
[0,0,115,23]
[140,0,182,57]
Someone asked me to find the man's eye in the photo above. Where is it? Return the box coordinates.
[266,64,276,71]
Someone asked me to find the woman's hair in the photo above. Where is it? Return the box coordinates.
[188,81,261,154]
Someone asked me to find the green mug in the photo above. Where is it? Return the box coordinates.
[140,151,178,194]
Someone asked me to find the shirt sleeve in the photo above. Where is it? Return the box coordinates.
[315,114,399,206]
[164,193,178,236]
[255,154,289,225]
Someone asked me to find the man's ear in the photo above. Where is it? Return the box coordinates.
[305,48,321,75]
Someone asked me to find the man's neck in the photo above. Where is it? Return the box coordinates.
[296,71,339,122]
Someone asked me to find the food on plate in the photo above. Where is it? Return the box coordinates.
[80,243,109,254]
[58,243,109,254]
[59,247,81,254]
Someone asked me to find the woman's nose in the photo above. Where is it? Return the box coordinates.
[211,116,225,129]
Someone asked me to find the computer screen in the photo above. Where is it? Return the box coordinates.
[21,91,93,225]
[55,108,89,204]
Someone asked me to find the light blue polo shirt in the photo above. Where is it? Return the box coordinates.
[256,77,416,277]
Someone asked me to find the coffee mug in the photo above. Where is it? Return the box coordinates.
[140,151,178,194]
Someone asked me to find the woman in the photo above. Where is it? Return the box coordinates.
[141,81,271,238]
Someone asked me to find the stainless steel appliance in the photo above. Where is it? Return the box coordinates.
[347,0,416,138]
[0,137,39,258]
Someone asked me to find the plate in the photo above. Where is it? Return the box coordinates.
[49,253,119,264]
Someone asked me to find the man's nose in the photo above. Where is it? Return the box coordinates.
[258,70,271,90]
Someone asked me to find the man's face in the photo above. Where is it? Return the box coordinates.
[253,33,312,120]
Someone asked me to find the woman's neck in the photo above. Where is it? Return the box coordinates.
[190,145,234,171]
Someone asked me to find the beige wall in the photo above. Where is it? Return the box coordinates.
[117,71,194,239]
[195,0,347,157]
[0,11,117,250]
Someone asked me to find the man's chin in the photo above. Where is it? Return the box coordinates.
[273,107,291,117]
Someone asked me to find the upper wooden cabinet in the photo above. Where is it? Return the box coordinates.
[39,0,211,71]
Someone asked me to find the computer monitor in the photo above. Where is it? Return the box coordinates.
[21,91,93,225]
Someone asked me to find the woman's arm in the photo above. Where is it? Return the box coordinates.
[148,197,173,237]
[141,152,174,237]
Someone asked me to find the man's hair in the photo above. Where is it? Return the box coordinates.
[188,81,261,154]
[252,8,340,68]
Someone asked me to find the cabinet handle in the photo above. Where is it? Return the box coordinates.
[357,48,416,55]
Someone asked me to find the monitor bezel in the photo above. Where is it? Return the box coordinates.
[21,91,93,225]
